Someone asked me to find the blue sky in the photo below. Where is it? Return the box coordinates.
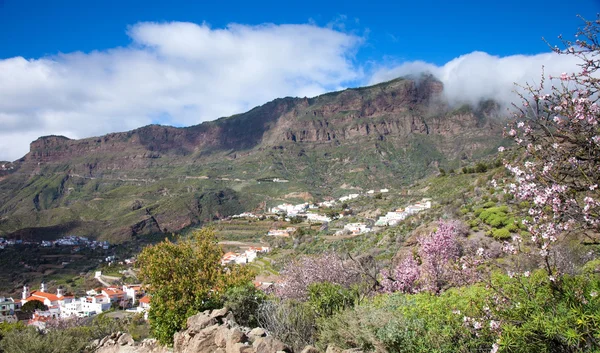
[0,0,598,161]
[1,0,597,64]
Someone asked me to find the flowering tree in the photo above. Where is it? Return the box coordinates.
[502,16,600,275]
[275,252,363,300]
[380,220,463,294]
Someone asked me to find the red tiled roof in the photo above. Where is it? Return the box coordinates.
[24,297,45,304]
[30,291,60,302]
[103,287,125,296]
[139,296,150,304]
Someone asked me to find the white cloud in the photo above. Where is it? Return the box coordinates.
[369,51,581,108]
[0,22,363,161]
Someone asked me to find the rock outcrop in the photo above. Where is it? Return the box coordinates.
[95,308,296,353]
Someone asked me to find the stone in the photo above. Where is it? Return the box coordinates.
[341,349,364,353]
[99,336,110,347]
[210,307,229,319]
[226,327,247,347]
[248,327,266,340]
[215,326,231,347]
[253,336,291,353]
[118,333,135,346]
[186,312,218,332]
[228,342,254,353]
[301,346,320,353]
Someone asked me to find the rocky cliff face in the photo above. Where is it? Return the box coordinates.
[20,75,495,168]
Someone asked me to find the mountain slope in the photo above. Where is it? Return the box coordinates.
[0,75,507,242]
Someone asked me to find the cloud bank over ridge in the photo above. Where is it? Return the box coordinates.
[369,51,581,108]
[0,21,582,161]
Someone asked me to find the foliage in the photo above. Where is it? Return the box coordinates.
[0,326,91,353]
[491,227,512,240]
[21,300,48,314]
[275,252,364,300]
[136,228,253,344]
[257,299,317,352]
[307,282,360,317]
[317,285,495,353]
[223,282,267,327]
[484,270,600,352]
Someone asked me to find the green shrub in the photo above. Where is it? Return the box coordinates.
[317,286,494,352]
[478,206,510,228]
[223,282,267,327]
[467,219,481,228]
[307,282,359,317]
[0,326,89,353]
[489,271,600,352]
[482,201,496,208]
[473,208,484,217]
[491,227,511,240]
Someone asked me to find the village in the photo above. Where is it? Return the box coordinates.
[0,282,151,328]
[234,188,432,238]
[0,187,433,330]
[0,235,110,251]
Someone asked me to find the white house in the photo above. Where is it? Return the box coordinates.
[343,223,372,235]
[123,285,143,305]
[61,295,111,318]
[306,213,331,223]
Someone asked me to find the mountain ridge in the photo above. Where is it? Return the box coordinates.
[0,75,507,241]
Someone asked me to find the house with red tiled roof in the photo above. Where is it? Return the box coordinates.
[221,252,238,265]
[137,295,151,319]
[101,287,126,303]
[21,283,64,308]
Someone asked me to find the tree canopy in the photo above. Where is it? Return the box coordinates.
[136,228,253,344]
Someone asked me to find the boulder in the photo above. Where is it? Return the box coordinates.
[211,307,229,319]
[248,327,267,340]
[253,336,291,353]
[118,333,135,346]
[186,312,218,333]
[228,342,254,353]
[301,346,320,353]
[215,326,231,347]
[174,324,220,353]
[227,327,247,346]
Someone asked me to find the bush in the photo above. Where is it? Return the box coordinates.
[257,299,317,352]
[21,300,48,315]
[489,271,600,352]
[482,201,496,208]
[475,162,488,173]
[317,286,494,352]
[491,227,511,240]
[307,282,359,318]
[223,282,266,327]
[0,326,89,353]
[478,206,510,228]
